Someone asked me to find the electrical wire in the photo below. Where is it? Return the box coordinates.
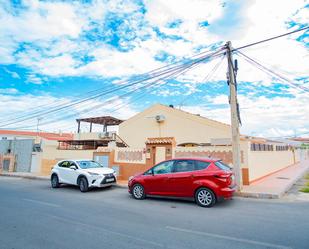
[0,48,226,127]
[233,26,309,51]
[236,50,309,92]
[178,53,226,108]
[0,45,225,123]
[6,49,225,130]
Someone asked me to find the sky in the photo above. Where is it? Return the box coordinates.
[0,0,308,138]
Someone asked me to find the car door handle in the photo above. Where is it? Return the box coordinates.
[168,176,189,180]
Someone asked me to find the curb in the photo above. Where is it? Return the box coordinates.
[0,173,127,189]
[0,173,49,181]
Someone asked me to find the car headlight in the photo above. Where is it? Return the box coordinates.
[88,172,99,176]
[128,176,134,181]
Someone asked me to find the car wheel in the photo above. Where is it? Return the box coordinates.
[51,174,60,188]
[79,177,89,192]
[132,184,145,200]
[195,187,216,208]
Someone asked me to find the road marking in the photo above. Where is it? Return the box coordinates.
[48,214,164,248]
[23,198,60,208]
[166,226,292,249]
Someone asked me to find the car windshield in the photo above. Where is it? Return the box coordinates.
[215,160,232,171]
[77,160,103,169]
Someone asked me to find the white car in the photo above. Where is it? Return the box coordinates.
[51,159,117,192]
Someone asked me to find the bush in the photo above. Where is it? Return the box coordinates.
[300,186,309,193]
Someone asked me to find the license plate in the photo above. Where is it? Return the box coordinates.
[106,178,114,182]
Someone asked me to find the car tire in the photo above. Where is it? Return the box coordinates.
[132,184,146,200]
[51,174,60,188]
[195,187,216,208]
[78,177,89,192]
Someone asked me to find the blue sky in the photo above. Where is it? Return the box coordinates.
[0,0,308,137]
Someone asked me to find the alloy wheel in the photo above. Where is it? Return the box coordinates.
[196,188,215,207]
[198,190,212,206]
[133,184,144,199]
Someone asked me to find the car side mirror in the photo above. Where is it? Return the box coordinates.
[69,165,77,170]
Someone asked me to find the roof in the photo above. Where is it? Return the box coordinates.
[146,137,176,145]
[291,137,309,142]
[0,129,73,141]
[120,104,231,130]
[76,116,123,126]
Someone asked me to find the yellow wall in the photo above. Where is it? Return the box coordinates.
[41,139,95,160]
[119,104,231,148]
[247,150,296,182]
[74,132,101,140]
[174,140,249,168]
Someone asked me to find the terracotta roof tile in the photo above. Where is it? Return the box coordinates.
[0,130,73,141]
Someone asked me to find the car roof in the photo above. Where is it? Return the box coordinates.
[58,159,95,163]
[171,157,220,162]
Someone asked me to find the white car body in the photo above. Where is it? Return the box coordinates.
[51,159,117,190]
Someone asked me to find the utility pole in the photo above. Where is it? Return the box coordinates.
[226,41,242,191]
[36,117,43,138]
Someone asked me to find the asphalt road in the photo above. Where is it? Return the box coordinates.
[0,177,308,249]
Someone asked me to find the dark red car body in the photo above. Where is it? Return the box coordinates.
[128,157,236,205]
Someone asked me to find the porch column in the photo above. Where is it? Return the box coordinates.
[77,121,81,133]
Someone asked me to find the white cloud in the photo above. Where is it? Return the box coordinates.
[4,68,20,79]
[0,88,19,94]
[0,93,138,133]
[0,0,308,137]
[183,91,309,137]
[79,45,164,77]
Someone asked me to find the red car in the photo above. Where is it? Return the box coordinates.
[128,158,236,207]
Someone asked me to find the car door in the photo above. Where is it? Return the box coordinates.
[168,159,197,197]
[143,160,174,196]
[57,161,70,183]
[66,161,80,184]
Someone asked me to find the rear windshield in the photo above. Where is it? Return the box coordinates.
[215,161,231,171]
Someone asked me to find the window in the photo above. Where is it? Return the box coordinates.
[195,161,210,170]
[59,161,70,168]
[77,160,103,169]
[173,160,195,173]
[152,161,174,175]
[215,161,231,171]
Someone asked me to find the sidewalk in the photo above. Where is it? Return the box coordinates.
[1,161,308,198]
[0,171,128,188]
[0,171,49,181]
[239,160,309,199]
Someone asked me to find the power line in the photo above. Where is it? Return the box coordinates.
[0,45,225,123]
[236,50,309,92]
[178,53,226,108]
[5,49,225,130]
[0,48,225,128]
[233,26,309,51]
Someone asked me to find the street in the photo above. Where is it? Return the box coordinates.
[0,177,308,249]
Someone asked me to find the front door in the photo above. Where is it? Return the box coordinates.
[144,160,174,196]
[155,146,166,164]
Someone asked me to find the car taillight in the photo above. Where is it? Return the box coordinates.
[230,175,235,186]
[214,174,229,182]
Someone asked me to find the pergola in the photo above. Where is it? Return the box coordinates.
[76,116,123,133]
